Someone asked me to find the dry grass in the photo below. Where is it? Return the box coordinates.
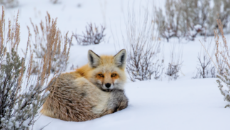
[30,12,72,75]
[0,7,71,129]
[119,3,164,81]
[215,19,230,71]
[214,19,230,108]
[0,7,6,60]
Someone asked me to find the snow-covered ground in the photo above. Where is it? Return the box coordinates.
[2,0,230,130]
[34,78,230,130]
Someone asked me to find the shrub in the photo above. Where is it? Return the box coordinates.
[122,5,164,81]
[72,23,105,46]
[208,0,230,36]
[126,42,164,81]
[155,0,230,42]
[215,19,230,108]
[0,8,69,129]
[31,12,72,74]
[0,0,18,8]
[155,0,184,42]
[194,41,216,78]
[50,0,59,4]
[165,44,183,80]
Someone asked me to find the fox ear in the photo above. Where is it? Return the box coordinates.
[114,49,126,69]
[88,50,100,68]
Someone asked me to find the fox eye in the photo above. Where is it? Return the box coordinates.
[111,73,117,77]
[98,74,104,77]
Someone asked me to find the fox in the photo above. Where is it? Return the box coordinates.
[40,49,128,121]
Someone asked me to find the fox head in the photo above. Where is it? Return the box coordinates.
[87,49,127,92]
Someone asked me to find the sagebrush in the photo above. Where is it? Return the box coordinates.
[155,0,230,41]
[214,19,230,108]
[165,44,183,80]
[0,0,18,8]
[194,41,216,79]
[0,8,70,129]
[73,23,105,46]
[31,12,72,74]
[122,5,164,81]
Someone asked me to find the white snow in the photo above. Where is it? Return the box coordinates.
[34,78,230,130]
[2,0,230,130]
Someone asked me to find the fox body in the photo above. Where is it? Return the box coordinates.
[40,49,128,121]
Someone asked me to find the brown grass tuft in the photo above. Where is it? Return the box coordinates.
[213,19,230,108]
[0,7,72,129]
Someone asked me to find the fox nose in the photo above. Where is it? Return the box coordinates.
[105,83,111,88]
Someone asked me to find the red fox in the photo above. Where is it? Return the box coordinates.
[40,49,128,121]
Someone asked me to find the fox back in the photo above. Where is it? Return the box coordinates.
[41,49,128,121]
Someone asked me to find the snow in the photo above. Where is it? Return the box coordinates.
[34,78,230,130]
[2,0,230,130]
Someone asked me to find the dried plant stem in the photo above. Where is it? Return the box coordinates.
[0,8,72,129]
[199,40,218,70]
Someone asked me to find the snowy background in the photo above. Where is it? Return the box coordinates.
[2,0,230,130]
